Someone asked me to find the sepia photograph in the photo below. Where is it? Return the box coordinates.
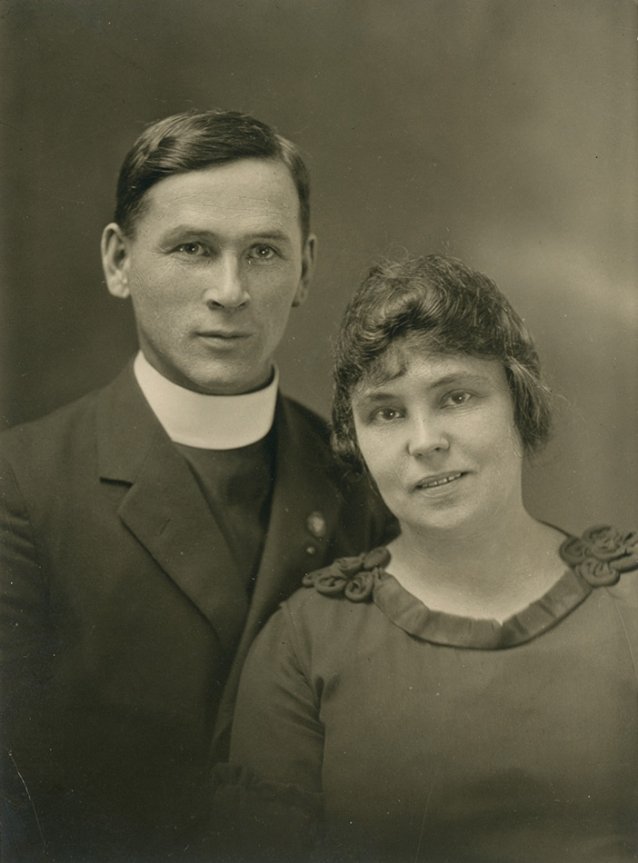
[1,1,637,861]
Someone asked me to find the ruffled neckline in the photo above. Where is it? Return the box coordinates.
[302,526,638,650]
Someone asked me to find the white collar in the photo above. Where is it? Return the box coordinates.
[133,351,278,450]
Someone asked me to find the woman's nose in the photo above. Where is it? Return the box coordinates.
[204,256,249,310]
[406,412,450,457]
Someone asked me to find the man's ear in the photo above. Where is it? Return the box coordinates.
[101,223,131,298]
[292,233,317,308]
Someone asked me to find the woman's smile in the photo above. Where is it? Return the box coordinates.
[412,470,466,491]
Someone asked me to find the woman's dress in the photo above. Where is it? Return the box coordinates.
[218,526,638,862]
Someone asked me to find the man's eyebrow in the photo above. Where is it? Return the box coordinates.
[248,230,292,243]
[160,225,293,243]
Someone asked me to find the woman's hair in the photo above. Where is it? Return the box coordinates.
[332,254,552,471]
[114,109,311,240]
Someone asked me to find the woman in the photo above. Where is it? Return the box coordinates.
[214,255,637,862]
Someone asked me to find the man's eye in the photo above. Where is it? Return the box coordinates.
[248,245,277,262]
[175,242,207,256]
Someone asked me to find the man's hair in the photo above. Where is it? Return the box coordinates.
[332,253,552,472]
[114,109,311,239]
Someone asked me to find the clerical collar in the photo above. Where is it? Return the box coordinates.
[133,351,279,450]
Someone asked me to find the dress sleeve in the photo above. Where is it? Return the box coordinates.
[230,604,323,788]
[210,604,323,861]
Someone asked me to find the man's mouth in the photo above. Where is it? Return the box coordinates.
[196,330,250,340]
[414,472,465,490]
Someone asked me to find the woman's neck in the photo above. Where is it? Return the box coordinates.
[387,509,566,622]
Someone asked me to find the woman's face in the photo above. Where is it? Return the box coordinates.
[351,344,524,538]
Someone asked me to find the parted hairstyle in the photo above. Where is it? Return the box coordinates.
[114,109,311,240]
[332,254,552,472]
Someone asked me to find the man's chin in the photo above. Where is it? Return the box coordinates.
[182,365,273,397]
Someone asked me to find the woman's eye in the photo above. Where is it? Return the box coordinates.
[248,245,277,262]
[175,242,207,256]
[443,391,472,407]
[371,407,403,423]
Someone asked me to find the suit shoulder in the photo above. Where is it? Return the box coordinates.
[280,394,330,443]
[0,387,107,479]
[2,390,99,439]
[279,394,359,487]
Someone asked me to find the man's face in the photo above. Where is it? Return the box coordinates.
[102,158,315,395]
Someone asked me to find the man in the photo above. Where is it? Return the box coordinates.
[0,110,389,861]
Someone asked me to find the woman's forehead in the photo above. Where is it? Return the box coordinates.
[355,340,506,394]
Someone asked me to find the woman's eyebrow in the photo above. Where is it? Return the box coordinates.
[358,371,491,399]
[354,390,399,406]
[428,372,492,388]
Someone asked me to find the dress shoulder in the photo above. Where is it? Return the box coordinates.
[302,547,391,603]
[560,525,638,587]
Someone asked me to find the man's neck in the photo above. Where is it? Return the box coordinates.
[133,351,279,449]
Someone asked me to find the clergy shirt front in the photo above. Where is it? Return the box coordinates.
[134,352,278,591]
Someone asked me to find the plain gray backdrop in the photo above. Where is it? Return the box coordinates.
[1,0,637,533]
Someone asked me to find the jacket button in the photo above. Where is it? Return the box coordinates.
[305,544,317,556]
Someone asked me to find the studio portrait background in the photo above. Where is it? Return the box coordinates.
[2,0,636,533]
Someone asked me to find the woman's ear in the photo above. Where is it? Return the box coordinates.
[101,223,131,298]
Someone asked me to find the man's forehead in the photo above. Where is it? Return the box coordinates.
[138,158,301,230]
[150,158,296,200]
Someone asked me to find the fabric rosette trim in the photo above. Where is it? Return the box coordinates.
[559,526,638,587]
[303,527,638,603]
[303,547,391,602]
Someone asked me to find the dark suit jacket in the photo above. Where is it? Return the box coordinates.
[0,364,389,862]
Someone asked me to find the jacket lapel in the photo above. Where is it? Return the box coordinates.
[212,396,344,755]
[95,365,248,652]
[250,396,342,623]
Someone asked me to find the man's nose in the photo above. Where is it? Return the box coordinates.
[406,411,450,457]
[203,255,249,310]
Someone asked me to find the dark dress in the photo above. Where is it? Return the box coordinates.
[219,526,638,863]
